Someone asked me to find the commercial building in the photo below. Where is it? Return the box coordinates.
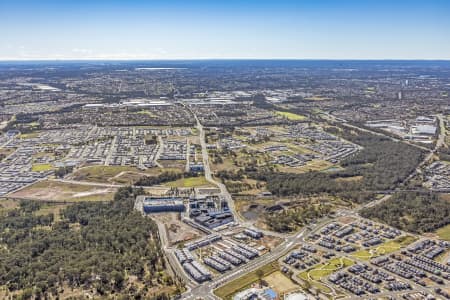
[138,195,185,213]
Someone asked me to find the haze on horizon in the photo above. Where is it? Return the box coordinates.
[0,0,449,60]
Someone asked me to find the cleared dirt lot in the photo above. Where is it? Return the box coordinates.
[151,212,203,246]
[9,180,116,202]
[264,271,299,294]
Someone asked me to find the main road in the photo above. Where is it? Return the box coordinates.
[187,104,243,225]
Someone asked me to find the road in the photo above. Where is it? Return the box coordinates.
[189,105,242,225]
[436,114,446,149]
[185,138,191,172]
[104,135,117,166]
[48,178,123,188]
[155,136,164,168]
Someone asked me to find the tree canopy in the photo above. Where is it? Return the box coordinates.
[0,187,178,299]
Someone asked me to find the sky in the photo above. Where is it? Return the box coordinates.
[0,0,449,60]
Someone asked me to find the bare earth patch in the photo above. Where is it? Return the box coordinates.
[152,213,204,246]
[9,180,116,202]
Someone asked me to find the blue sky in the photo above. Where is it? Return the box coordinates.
[0,0,449,60]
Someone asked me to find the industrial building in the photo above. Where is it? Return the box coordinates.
[189,195,234,228]
[175,248,194,264]
[334,226,354,238]
[138,195,185,213]
[225,249,248,262]
[203,257,230,273]
[218,251,242,265]
[183,261,211,283]
[210,255,232,269]
[243,228,263,239]
[189,162,205,172]
[185,234,222,251]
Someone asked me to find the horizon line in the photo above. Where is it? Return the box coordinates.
[1,57,450,62]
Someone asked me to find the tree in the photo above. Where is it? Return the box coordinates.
[255,269,264,285]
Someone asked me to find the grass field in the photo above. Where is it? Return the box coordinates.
[137,110,156,117]
[302,257,354,281]
[9,180,116,202]
[165,176,212,188]
[435,224,450,241]
[71,165,139,182]
[351,249,373,261]
[297,257,353,296]
[278,159,333,174]
[31,163,54,172]
[70,165,171,183]
[264,271,298,294]
[298,271,332,294]
[304,96,330,101]
[19,132,40,139]
[214,262,279,299]
[377,236,416,252]
[275,111,307,121]
[335,175,363,182]
[351,235,417,260]
[33,151,55,159]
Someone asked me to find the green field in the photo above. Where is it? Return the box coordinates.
[31,163,54,172]
[137,110,155,117]
[304,96,330,101]
[301,257,354,281]
[378,236,417,252]
[278,159,333,174]
[71,165,169,183]
[351,235,417,260]
[275,111,307,121]
[436,224,450,241]
[214,262,279,299]
[298,272,332,294]
[19,132,40,139]
[351,249,373,261]
[296,257,354,297]
[165,176,211,188]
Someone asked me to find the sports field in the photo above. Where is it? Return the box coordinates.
[214,262,279,299]
[275,111,307,121]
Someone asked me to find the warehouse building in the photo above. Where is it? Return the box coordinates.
[183,261,211,283]
[138,195,185,213]
[185,234,222,251]
[244,228,263,239]
[203,257,230,273]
